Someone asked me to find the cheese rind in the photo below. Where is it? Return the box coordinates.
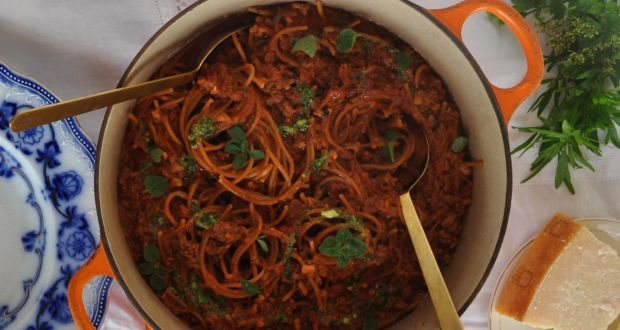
[496,213,620,330]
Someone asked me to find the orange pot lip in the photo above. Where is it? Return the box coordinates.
[94,1,512,328]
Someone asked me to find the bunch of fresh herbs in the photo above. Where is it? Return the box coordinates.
[508,0,620,193]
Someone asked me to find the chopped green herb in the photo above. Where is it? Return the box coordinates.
[347,214,365,232]
[321,209,341,219]
[295,83,315,110]
[383,130,404,163]
[275,311,288,323]
[188,274,226,316]
[143,243,160,263]
[144,174,169,197]
[190,199,201,213]
[362,313,377,330]
[395,51,412,77]
[451,136,468,153]
[279,124,298,137]
[241,279,261,296]
[256,235,269,252]
[311,150,328,171]
[278,115,310,138]
[336,28,358,52]
[318,228,368,268]
[179,154,197,177]
[193,212,218,230]
[292,34,318,57]
[138,262,154,275]
[342,317,351,325]
[149,148,164,163]
[189,117,217,147]
[149,214,166,227]
[283,233,297,265]
[224,125,265,170]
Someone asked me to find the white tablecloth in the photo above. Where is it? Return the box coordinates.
[2,0,618,328]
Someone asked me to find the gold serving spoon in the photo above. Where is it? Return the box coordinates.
[397,117,463,330]
[10,22,251,132]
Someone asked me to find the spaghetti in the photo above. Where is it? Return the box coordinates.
[118,2,474,329]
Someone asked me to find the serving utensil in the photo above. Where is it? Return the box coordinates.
[9,24,250,132]
[397,117,463,330]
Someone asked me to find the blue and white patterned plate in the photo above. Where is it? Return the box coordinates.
[0,63,112,330]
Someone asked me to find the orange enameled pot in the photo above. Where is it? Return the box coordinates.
[68,0,543,329]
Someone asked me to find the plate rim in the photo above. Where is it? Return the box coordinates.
[0,62,112,329]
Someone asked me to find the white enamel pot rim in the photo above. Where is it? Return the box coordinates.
[75,0,543,329]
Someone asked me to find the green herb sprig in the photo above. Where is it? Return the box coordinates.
[318,228,367,268]
[224,125,265,170]
[509,0,620,193]
[138,243,168,292]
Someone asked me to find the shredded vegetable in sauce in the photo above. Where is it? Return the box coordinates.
[118,2,476,329]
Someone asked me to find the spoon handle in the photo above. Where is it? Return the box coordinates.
[10,71,195,132]
[399,193,463,330]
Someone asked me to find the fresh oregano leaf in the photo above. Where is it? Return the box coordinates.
[149,273,166,292]
[138,262,154,275]
[248,149,265,160]
[292,34,318,57]
[149,148,164,163]
[336,28,358,52]
[144,175,169,197]
[143,243,160,263]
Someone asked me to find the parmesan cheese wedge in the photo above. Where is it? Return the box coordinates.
[496,213,620,330]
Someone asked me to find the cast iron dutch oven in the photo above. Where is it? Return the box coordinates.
[68,0,543,328]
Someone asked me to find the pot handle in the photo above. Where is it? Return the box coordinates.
[430,0,543,125]
[68,244,115,330]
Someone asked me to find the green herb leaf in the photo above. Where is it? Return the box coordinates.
[138,262,154,275]
[450,136,468,153]
[241,279,261,296]
[275,312,288,323]
[318,228,368,268]
[336,28,358,52]
[256,235,269,252]
[230,125,246,143]
[194,212,218,230]
[144,243,160,263]
[149,148,164,163]
[233,153,249,170]
[311,150,328,171]
[144,175,169,197]
[292,34,318,57]
[395,51,412,76]
[189,117,217,146]
[248,149,265,160]
[149,214,166,227]
[149,273,166,292]
[224,142,242,154]
[295,83,315,110]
